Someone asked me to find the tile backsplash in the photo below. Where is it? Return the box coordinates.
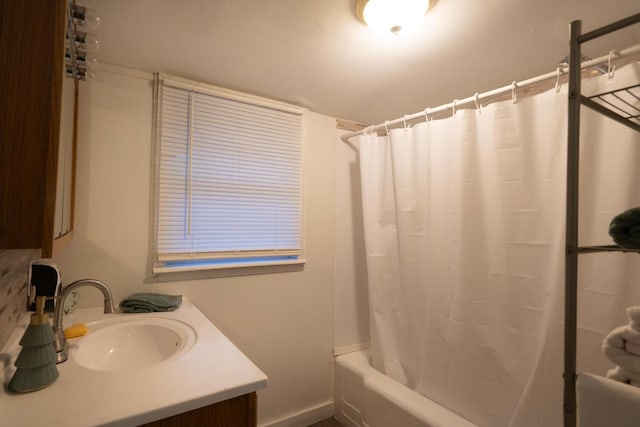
[0,249,40,349]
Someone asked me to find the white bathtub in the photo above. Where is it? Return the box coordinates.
[334,350,477,427]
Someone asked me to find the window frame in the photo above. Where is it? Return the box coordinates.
[149,73,307,277]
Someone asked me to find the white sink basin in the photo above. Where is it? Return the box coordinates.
[72,317,197,372]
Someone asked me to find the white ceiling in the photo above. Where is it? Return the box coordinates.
[93,0,640,125]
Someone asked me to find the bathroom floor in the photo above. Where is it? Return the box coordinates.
[307,417,343,426]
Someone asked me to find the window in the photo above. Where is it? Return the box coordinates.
[152,74,305,274]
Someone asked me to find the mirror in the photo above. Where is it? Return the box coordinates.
[53,76,77,240]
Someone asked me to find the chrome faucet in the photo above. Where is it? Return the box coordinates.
[53,279,116,364]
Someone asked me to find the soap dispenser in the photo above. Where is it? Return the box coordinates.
[8,297,59,392]
[28,261,61,312]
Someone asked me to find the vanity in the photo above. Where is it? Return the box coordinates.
[0,298,267,426]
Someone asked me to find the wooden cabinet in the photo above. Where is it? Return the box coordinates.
[140,392,257,427]
[0,0,74,258]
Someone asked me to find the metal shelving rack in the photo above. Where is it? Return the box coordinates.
[564,12,640,427]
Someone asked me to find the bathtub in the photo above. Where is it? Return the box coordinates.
[334,350,477,427]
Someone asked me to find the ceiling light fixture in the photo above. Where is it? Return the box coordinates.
[355,0,433,36]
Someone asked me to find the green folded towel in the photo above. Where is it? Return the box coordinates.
[609,207,640,249]
[119,293,182,313]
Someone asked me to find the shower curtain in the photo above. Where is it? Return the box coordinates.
[358,64,640,427]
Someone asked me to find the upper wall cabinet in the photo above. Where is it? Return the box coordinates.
[0,0,72,258]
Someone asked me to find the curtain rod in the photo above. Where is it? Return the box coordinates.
[341,43,640,144]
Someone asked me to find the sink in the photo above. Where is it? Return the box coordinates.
[72,317,197,372]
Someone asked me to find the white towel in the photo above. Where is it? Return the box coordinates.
[602,306,640,385]
[627,306,640,330]
[606,366,640,387]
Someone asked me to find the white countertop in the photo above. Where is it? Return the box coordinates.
[0,297,268,426]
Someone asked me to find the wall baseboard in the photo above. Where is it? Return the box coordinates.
[259,401,334,427]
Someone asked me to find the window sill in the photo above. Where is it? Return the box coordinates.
[149,258,306,281]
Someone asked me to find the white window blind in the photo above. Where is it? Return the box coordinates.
[154,78,303,271]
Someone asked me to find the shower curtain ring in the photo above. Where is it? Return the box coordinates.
[511,81,518,103]
[555,66,563,93]
[384,120,390,135]
[452,99,459,116]
[473,93,482,113]
[608,50,617,80]
[423,107,431,124]
[403,114,410,129]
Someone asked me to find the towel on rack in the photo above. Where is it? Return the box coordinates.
[119,293,182,313]
[609,207,640,248]
[606,366,640,387]
[603,306,640,386]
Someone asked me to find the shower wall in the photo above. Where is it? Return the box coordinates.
[334,131,370,352]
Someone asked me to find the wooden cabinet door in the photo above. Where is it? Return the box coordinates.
[140,392,257,427]
[0,0,66,257]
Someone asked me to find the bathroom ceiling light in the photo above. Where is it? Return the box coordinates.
[355,0,433,35]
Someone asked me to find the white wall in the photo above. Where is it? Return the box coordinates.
[53,64,336,425]
[333,133,370,351]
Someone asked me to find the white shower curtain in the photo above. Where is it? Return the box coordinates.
[358,64,640,427]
